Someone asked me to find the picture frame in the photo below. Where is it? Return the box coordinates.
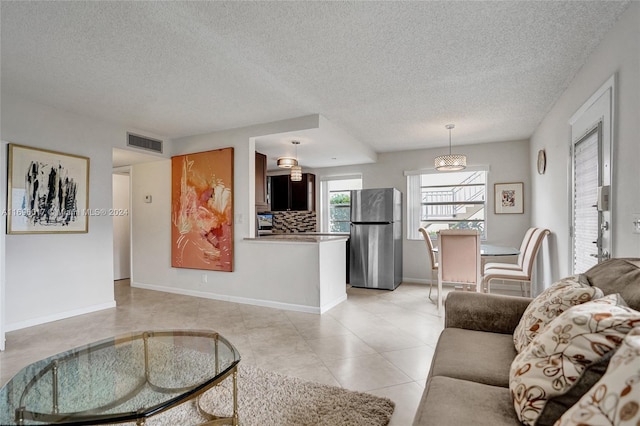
[494,182,524,214]
[171,147,234,272]
[7,143,90,234]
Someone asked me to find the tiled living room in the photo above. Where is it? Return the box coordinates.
[1,1,640,425]
[1,280,451,425]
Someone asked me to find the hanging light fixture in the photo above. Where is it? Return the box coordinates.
[434,124,466,171]
[290,141,302,181]
[277,156,298,168]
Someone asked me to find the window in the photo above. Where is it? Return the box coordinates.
[407,169,487,240]
[320,176,363,233]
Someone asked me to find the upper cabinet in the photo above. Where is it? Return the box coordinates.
[255,152,269,212]
[270,173,316,211]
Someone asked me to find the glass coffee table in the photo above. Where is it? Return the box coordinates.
[0,330,240,425]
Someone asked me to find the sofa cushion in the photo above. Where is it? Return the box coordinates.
[513,274,603,353]
[555,327,640,426]
[445,291,532,334]
[536,350,613,426]
[412,376,520,426]
[509,294,640,426]
[583,258,640,310]
[430,328,516,388]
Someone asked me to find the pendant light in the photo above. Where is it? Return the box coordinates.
[277,157,298,168]
[434,124,467,171]
[277,140,299,169]
[290,141,302,181]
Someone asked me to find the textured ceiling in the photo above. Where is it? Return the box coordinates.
[1,1,631,167]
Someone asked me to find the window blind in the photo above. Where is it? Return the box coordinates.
[573,129,599,273]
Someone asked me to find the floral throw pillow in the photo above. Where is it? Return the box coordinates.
[513,275,604,353]
[510,294,640,426]
[555,327,640,426]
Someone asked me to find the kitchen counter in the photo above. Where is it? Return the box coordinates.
[241,233,348,314]
[245,234,348,243]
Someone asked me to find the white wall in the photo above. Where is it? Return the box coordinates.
[0,136,5,349]
[0,94,168,331]
[113,173,131,280]
[530,2,640,283]
[130,116,351,310]
[313,139,532,283]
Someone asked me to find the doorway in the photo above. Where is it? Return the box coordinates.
[113,171,131,280]
[569,75,614,274]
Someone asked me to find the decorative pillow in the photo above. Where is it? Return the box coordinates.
[510,294,640,426]
[555,327,640,426]
[513,274,604,353]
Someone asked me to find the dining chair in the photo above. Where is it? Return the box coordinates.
[483,228,550,296]
[483,227,537,272]
[418,227,438,300]
[437,229,482,314]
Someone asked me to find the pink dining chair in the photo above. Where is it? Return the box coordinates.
[437,229,482,314]
[483,227,537,272]
[483,228,550,296]
[418,228,438,300]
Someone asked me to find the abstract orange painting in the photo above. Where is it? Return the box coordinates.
[171,147,234,272]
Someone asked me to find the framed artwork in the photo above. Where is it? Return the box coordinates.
[494,182,524,214]
[7,143,89,234]
[171,147,234,272]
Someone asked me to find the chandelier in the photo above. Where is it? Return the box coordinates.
[434,124,467,171]
[277,141,302,181]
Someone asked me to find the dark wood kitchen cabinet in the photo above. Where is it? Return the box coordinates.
[255,151,269,212]
[270,173,315,211]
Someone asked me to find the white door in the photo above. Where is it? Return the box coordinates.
[570,76,614,274]
[113,172,131,280]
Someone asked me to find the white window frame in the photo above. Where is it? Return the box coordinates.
[319,174,363,233]
[405,166,489,240]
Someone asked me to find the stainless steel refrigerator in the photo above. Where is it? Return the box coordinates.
[349,188,402,290]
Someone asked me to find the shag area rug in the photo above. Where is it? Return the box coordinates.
[141,364,395,426]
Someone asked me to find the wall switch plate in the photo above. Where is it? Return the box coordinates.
[633,214,640,234]
[144,195,152,203]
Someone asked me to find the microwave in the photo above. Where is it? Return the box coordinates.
[256,213,273,234]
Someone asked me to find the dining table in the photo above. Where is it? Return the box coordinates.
[478,244,520,257]
[432,244,520,257]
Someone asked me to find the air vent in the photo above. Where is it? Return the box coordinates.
[127,132,163,154]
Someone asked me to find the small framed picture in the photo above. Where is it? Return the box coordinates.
[494,182,524,214]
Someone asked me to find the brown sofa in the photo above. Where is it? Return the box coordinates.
[412,258,640,426]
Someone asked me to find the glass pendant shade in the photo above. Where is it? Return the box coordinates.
[277,157,298,168]
[435,154,467,171]
[290,165,302,181]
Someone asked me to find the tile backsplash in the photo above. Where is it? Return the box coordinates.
[271,211,317,233]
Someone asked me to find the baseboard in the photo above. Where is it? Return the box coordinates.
[320,294,348,314]
[401,278,457,288]
[402,277,431,285]
[132,281,334,315]
[5,301,116,332]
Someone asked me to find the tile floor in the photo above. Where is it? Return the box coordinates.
[0,280,497,425]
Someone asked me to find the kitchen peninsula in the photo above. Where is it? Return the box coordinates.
[244,234,348,314]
